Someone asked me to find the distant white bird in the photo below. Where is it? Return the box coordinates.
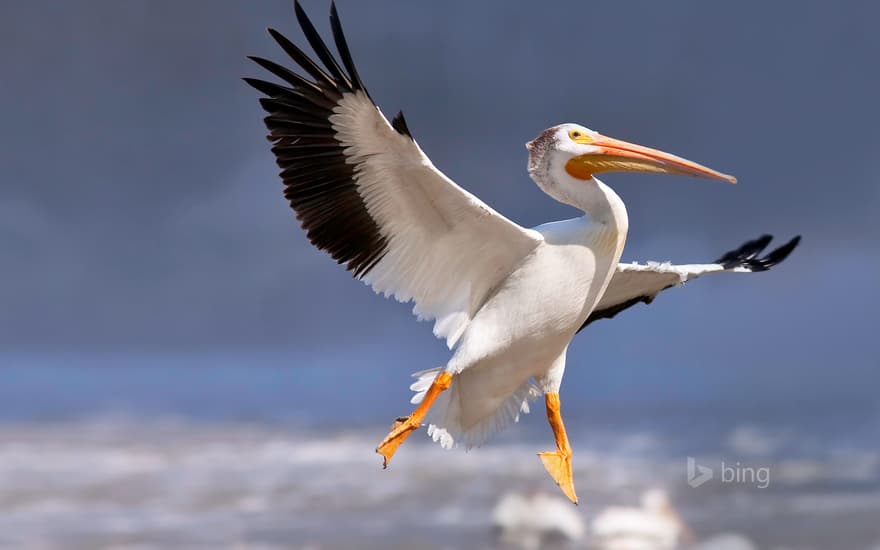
[492,491,586,550]
[691,534,758,550]
[246,1,800,503]
[591,489,692,550]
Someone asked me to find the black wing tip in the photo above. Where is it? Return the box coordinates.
[243,1,395,279]
[266,26,283,40]
[295,0,355,91]
[328,0,368,94]
[266,27,291,47]
[714,234,771,266]
[243,77,282,96]
[761,235,801,267]
[247,55,278,74]
[263,4,366,97]
[293,0,306,18]
[715,234,802,272]
[292,0,314,35]
[752,234,774,254]
[391,110,413,138]
[252,3,375,107]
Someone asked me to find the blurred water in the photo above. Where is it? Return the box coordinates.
[0,418,878,549]
[0,360,878,549]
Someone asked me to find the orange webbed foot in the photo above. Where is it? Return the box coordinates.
[375,372,453,469]
[538,449,578,504]
[538,392,578,504]
[376,415,420,468]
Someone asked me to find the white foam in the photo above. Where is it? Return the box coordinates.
[0,417,875,548]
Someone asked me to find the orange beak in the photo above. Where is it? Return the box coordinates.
[566,134,737,184]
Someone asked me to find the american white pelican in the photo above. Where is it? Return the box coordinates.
[245,2,800,504]
[591,489,692,550]
[492,491,586,549]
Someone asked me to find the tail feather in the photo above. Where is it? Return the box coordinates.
[409,367,541,450]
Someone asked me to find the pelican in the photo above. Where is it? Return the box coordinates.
[591,489,693,550]
[245,2,800,504]
[492,491,586,549]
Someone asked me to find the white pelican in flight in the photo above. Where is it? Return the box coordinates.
[245,2,800,504]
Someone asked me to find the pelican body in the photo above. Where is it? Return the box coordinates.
[246,2,799,504]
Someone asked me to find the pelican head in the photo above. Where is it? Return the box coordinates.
[527,123,736,198]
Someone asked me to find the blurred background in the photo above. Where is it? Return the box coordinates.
[1,1,878,549]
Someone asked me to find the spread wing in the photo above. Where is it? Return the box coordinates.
[245,2,542,348]
[579,234,801,332]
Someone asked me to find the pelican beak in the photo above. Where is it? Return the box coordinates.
[566,134,736,184]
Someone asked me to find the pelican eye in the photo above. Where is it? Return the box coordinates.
[568,129,593,144]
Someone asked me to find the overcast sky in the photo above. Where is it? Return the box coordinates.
[1,2,878,422]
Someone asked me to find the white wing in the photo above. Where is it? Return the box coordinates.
[247,3,542,347]
[579,234,801,331]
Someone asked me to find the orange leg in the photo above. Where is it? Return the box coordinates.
[376,371,453,468]
[537,392,578,504]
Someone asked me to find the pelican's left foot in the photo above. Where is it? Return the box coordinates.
[538,449,578,504]
[538,392,578,504]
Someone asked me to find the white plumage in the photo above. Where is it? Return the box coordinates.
[591,489,691,550]
[246,1,800,503]
[411,366,542,450]
[583,233,800,331]
[492,491,586,549]
[331,91,543,348]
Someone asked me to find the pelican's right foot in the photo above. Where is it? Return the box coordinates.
[374,371,453,469]
[376,415,420,468]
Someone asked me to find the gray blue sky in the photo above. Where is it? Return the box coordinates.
[1,2,878,425]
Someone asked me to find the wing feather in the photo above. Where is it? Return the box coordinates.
[247,2,542,347]
[578,235,801,331]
